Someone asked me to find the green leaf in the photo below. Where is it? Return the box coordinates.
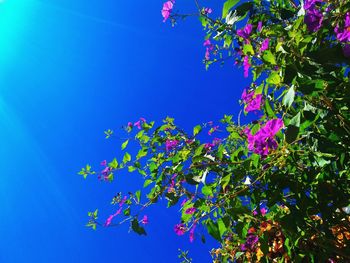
[131,218,147,235]
[123,208,131,216]
[128,166,137,172]
[285,112,300,144]
[108,158,118,169]
[193,125,202,136]
[136,147,148,160]
[206,220,221,241]
[289,112,301,127]
[202,185,213,196]
[121,139,129,150]
[143,179,153,188]
[221,174,231,190]
[266,72,281,85]
[264,100,275,118]
[217,218,227,238]
[283,86,295,108]
[262,50,276,65]
[243,44,254,55]
[135,190,141,203]
[123,152,131,163]
[222,0,239,18]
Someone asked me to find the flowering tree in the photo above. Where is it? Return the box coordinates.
[80,0,350,262]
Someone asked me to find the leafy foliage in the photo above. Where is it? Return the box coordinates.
[80,0,350,262]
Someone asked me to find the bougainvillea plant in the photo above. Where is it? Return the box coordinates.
[80,0,350,262]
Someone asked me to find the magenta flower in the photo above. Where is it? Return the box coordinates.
[305,7,323,32]
[240,234,258,251]
[127,122,133,128]
[100,160,107,166]
[161,1,175,22]
[104,208,122,227]
[105,215,114,227]
[237,24,253,39]
[205,49,210,60]
[208,125,219,135]
[185,207,196,214]
[241,89,262,112]
[260,207,268,216]
[165,139,179,151]
[174,223,186,235]
[134,120,141,129]
[261,38,269,52]
[257,21,263,32]
[304,0,322,11]
[141,215,149,225]
[180,199,187,207]
[241,89,254,103]
[189,223,196,243]
[264,119,284,137]
[185,139,194,145]
[244,119,283,157]
[204,7,212,15]
[243,56,250,78]
[204,142,214,150]
[334,13,350,42]
[245,94,262,112]
[204,39,214,60]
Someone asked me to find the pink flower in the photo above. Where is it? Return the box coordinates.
[141,215,149,225]
[119,196,127,207]
[334,13,350,42]
[205,49,210,60]
[244,119,284,157]
[127,122,133,128]
[243,56,250,78]
[174,223,186,235]
[165,139,179,151]
[237,24,253,39]
[204,142,214,150]
[185,207,196,214]
[260,38,269,52]
[104,208,122,227]
[203,39,214,60]
[257,21,263,32]
[208,125,219,135]
[203,7,212,15]
[189,223,196,243]
[100,160,107,166]
[305,6,323,32]
[260,208,268,216]
[245,94,262,112]
[185,139,194,145]
[241,89,254,103]
[161,1,175,22]
[134,120,141,129]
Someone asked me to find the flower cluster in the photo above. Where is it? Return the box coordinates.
[304,0,323,32]
[244,119,284,157]
[161,0,175,22]
[241,89,263,113]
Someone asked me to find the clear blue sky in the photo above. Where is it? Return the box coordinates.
[0,0,251,262]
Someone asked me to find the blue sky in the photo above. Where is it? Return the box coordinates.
[0,0,250,262]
